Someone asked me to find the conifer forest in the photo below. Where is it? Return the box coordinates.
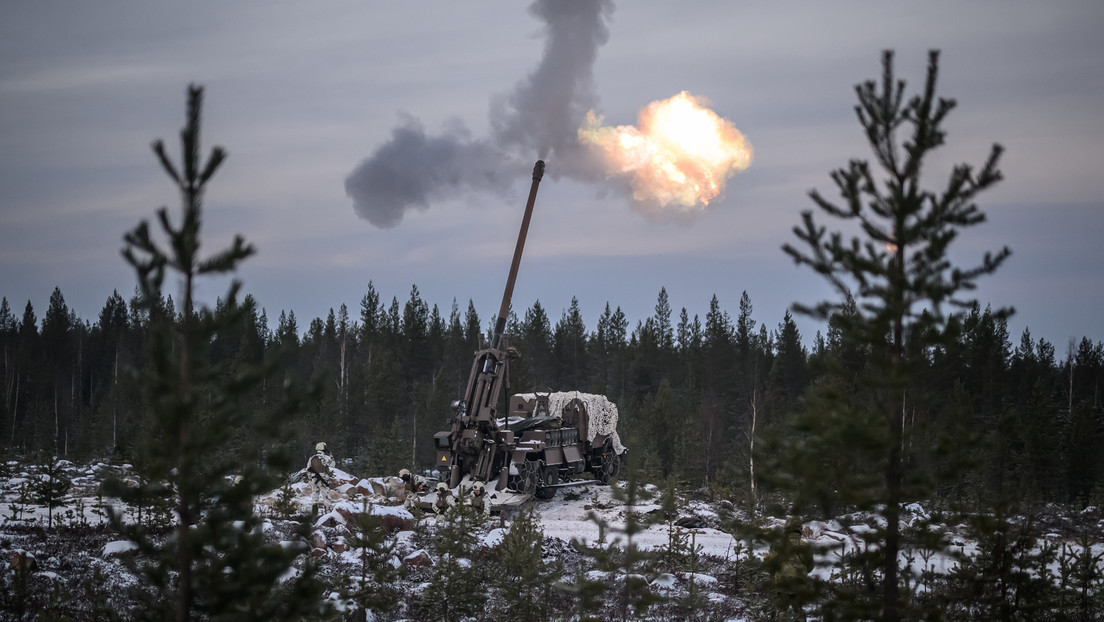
[4,260,1102,514]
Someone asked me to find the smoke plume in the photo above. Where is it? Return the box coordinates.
[346,0,615,228]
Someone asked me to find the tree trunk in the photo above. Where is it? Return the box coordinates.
[10,370,20,447]
[748,383,759,511]
[113,347,119,450]
[54,379,60,454]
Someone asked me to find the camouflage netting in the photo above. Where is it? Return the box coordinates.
[513,391,626,455]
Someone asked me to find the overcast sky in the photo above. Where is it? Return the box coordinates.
[2,1,1102,352]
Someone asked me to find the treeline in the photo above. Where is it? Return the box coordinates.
[2,283,1101,508]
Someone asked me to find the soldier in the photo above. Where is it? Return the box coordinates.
[306,441,336,516]
[764,519,814,622]
[470,481,490,514]
[433,482,456,515]
[399,469,422,510]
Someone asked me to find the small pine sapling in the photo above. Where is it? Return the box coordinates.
[780,49,1010,620]
[272,479,299,520]
[344,498,400,618]
[103,84,324,620]
[31,454,71,528]
[6,481,28,522]
[422,489,484,621]
[658,478,692,574]
[493,506,561,621]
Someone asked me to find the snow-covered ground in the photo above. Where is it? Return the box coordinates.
[3,458,1103,620]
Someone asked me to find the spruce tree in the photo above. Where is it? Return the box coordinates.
[107,84,322,620]
[781,50,1010,620]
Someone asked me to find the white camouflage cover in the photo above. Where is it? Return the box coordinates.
[512,391,626,455]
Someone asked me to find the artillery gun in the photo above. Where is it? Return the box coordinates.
[425,160,627,511]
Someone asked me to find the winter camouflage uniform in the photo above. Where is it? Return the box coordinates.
[764,522,814,622]
[399,469,426,510]
[307,443,336,511]
[433,484,456,515]
[469,482,490,514]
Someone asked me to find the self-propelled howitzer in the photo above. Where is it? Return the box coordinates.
[429,161,626,509]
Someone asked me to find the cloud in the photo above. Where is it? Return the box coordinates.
[344,115,518,228]
[345,0,615,228]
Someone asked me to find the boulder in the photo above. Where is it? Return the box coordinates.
[336,505,415,533]
[9,550,36,571]
[403,549,432,567]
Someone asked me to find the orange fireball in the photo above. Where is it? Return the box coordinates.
[578,91,752,212]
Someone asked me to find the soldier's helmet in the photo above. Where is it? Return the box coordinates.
[315,441,328,453]
[472,481,486,496]
[436,482,449,494]
[399,469,411,482]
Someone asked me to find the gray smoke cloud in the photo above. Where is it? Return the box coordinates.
[345,0,615,228]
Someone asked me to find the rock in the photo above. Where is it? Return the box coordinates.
[310,531,327,550]
[676,516,707,529]
[403,549,432,567]
[310,547,327,558]
[336,505,414,533]
[377,511,414,533]
[331,537,347,554]
[316,511,345,529]
[9,550,35,571]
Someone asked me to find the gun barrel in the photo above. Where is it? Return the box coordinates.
[491,160,545,350]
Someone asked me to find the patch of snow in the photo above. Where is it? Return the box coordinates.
[482,527,507,548]
[103,540,138,557]
[651,572,676,588]
[688,573,718,587]
[706,592,728,604]
[585,569,608,582]
[314,510,344,528]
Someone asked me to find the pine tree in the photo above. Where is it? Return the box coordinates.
[31,453,71,528]
[0,298,17,451]
[422,491,484,621]
[781,50,1010,620]
[107,84,322,620]
[42,286,73,454]
[553,296,589,390]
[493,506,561,621]
[343,499,401,619]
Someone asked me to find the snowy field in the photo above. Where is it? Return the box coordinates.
[2,458,1103,620]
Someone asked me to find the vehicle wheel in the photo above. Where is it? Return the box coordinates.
[596,440,619,484]
[535,464,558,500]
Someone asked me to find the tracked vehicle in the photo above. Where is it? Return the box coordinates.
[425,161,627,511]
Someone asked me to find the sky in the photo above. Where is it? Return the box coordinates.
[2,1,1102,353]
